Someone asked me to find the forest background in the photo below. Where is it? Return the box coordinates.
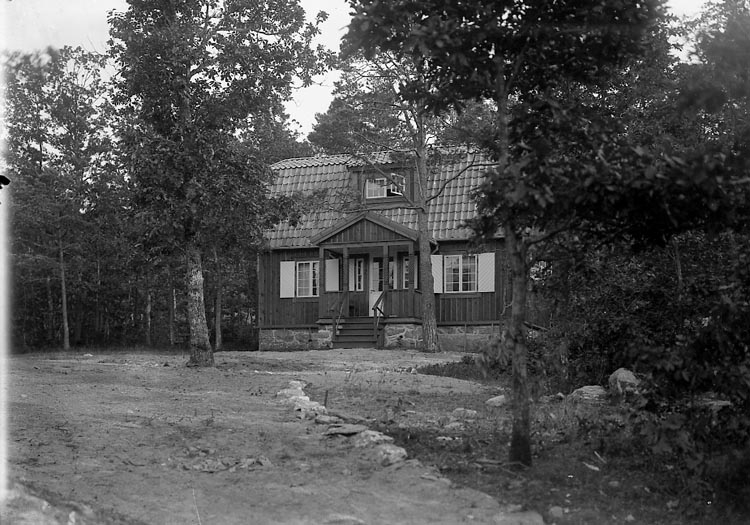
[2,0,750,515]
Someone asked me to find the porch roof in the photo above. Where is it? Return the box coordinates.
[267,150,494,249]
[309,211,430,246]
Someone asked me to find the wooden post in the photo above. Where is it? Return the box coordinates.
[382,244,389,314]
[342,247,350,317]
[319,247,326,320]
[409,243,416,316]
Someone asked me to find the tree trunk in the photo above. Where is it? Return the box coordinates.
[506,226,532,466]
[73,301,83,346]
[671,237,683,299]
[495,62,532,466]
[413,141,439,352]
[95,253,102,339]
[213,246,222,351]
[168,271,176,346]
[185,241,213,366]
[58,234,70,351]
[418,210,439,352]
[46,276,55,343]
[247,255,259,351]
[145,287,152,347]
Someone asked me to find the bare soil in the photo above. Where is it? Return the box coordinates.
[3,349,508,525]
[3,348,746,525]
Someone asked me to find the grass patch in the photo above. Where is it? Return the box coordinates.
[417,354,507,383]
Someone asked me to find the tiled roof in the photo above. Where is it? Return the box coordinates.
[267,151,495,249]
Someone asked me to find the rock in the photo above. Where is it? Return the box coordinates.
[548,505,565,519]
[451,407,478,420]
[444,421,465,432]
[375,443,407,466]
[276,388,305,401]
[486,394,508,407]
[293,398,327,415]
[697,398,732,412]
[539,392,566,403]
[608,480,621,489]
[323,514,367,525]
[323,424,368,436]
[625,514,635,522]
[493,510,546,525]
[352,430,394,448]
[314,414,342,425]
[608,368,639,396]
[568,385,607,403]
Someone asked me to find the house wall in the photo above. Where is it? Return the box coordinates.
[258,248,320,328]
[258,240,511,340]
[434,240,509,324]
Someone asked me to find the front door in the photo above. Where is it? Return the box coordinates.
[369,258,383,317]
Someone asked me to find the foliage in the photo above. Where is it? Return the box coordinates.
[307,54,410,154]
[109,0,332,364]
[3,47,133,348]
[524,2,750,503]
[347,0,667,466]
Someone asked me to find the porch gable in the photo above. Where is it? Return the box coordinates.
[310,211,424,247]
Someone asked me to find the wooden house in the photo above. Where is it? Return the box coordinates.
[258,151,509,350]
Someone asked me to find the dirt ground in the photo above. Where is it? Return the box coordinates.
[2,348,523,525]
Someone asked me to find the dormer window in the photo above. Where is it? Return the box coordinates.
[365,174,405,199]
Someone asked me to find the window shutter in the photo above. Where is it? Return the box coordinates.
[325,259,339,292]
[431,255,443,294]
[477,252,495,292]
[348,260,356,291]
[280,261,295,298]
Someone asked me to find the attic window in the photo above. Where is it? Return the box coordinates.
[365,174,404,199]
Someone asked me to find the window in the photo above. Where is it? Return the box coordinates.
[444,255,477,293]
[295,261,319,297]
[371,258,395,291]
[365,174,404,199]
[350,258,365,292]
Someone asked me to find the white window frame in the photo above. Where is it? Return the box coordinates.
[295,260,319,297]
[443,254,478,293]
[349,258,365,292]
[365,174,404,199]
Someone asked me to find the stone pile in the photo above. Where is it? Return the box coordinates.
[276,380,408,467]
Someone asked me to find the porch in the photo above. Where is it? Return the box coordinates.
[311,212,427,348]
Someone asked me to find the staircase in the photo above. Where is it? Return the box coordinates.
[333,317,378,348]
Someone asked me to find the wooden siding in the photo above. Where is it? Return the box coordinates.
[388,289,422,318]
[259,239,509,327]
[326,219,410,245]
[434,240,509,324]
[258,249,320,327]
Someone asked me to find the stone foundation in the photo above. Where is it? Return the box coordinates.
[259,326,332,351]
[383,323,424,349]
[260,323,500,352]
[383,323,501,352]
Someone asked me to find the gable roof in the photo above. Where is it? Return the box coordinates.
[267,150,494,249]
[310,211,427,246]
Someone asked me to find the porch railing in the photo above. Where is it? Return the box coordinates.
[329,292,347,338]
[372,290,388,348]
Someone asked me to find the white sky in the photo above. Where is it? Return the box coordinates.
[2,0,704,137]
[1,0,351,137]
